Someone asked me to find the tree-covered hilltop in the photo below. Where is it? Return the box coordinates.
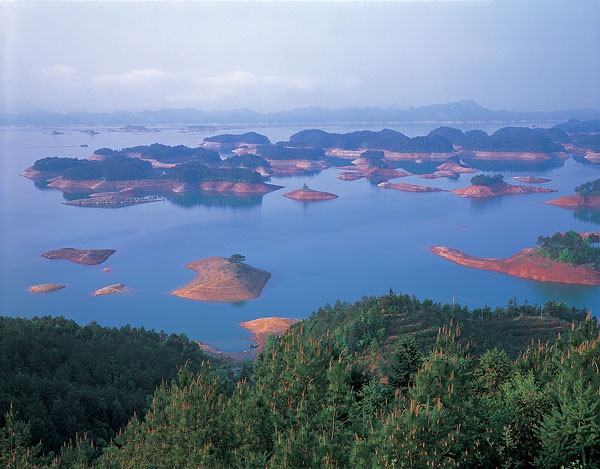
[114,143,222,165]
[203,132,270,145]
[360,150,387,168]
[255,144,326,161]
[32,157,87,172]
[286,129,454,153]
[221,153,271,169]
[298,291,584,365]
[0,316,212,456]
[288,128,409,150]
[62,156,153,181]
[573,134,600,153]
[427,126,569,153]
[470,173,505,186]
[5,299,598,469]
[575,178,600,196]
[536,231,600,268]
[554,118,600,134]
[167,161,264,183]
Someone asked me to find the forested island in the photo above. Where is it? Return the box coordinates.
[432,231,600,285]
[545,178,600,209]
[1,291,597,468]
[452,174,556,198]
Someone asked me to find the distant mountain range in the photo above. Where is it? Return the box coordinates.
[2,100,600,126]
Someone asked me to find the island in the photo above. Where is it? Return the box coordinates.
[94,284,126,296]
[42,248,115,265]
[240,317,301,352]
[30,284,66,293]
[283,184,338,201]
[544,178,600,209]
[431,231,600,285]
[451,174,557,198]
[25,149,283,200]
[336,172,362,181]
[377,182,446,193]
[513,176,551,183]
[171,255,271,302]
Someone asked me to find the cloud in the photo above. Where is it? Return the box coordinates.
[165,70,316,108]
[91,68,171,86]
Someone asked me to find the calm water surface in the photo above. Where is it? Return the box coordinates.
[1,123,599,351]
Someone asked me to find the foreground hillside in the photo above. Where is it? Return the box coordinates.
[1,293,597,468]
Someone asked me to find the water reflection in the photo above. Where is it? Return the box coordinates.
[33,180,53,191]
[162,191,263,209]
[574,209,600,225]
[462,158,565,172]
[469,196,504,213]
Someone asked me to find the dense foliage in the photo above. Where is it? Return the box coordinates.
[460,127,565,153]
[0,316,210,456]
[287,129,453,153]
[554,119,600,134]
[62,157,152,181]
[361,150,386,168]
[120,144,221,165]
[93,144,221,165]
[204,132,270,145]
[575,178,600,196]
[5,298,597,469]
[221,153,270,169]
[32,157,86,172]
[536,231,600,268]
[471,173,505,186]
[167,161,263,183]
[573,134,600,153]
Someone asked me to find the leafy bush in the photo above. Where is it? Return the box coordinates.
[575,178,600,196]
[33,157,86,171]
[471,173,505,186]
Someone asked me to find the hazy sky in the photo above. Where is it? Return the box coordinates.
[1,0,599,113]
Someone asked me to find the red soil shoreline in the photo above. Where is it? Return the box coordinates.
[430,246,600,285]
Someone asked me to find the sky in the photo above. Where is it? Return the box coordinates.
[1,0,599,114]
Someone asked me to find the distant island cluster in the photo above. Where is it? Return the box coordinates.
[23,118,600,291]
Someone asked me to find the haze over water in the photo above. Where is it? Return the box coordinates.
[1,123,599,352]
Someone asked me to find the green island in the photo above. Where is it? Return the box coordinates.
[2,291,598,468]
[574,178,600,197]
[536,230,600,268]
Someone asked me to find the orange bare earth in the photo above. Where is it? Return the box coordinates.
[172,257,271,302]
[513,176,551,183]
[283,188,338,201]
[451,183,556,198]
[544,194,600,209]
[240,317,301,351]
[430,246,600,285]
[46,178,282,196]
[42,248,115,265]
[30,284,66,293]
[377,182,446,193]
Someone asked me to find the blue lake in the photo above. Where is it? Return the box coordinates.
[1,123,600,352]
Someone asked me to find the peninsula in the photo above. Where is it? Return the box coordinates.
[42,248,115,265]
[544,178,600,209]
[239,317,301,352]
[431,231,600,285]
[172,255,271,302]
